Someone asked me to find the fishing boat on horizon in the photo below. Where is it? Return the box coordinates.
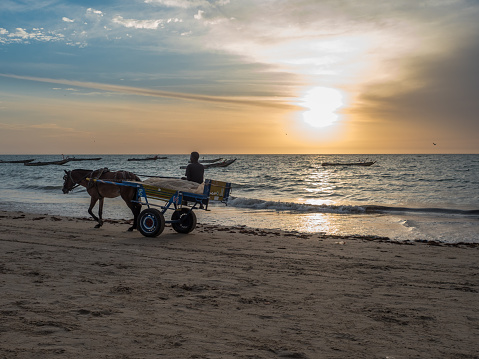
[321,161,376,167]
[68,157,102,161]
[0,158,35,164]
[24,158,71,166]
[127,155,168,161]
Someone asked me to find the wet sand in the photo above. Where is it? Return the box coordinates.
[1,210,478,358]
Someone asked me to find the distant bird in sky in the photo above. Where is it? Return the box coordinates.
[433,143,437,145]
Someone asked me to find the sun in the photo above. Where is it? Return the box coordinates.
[301,87,344,128]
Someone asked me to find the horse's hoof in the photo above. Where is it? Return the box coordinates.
[94,224,102,228]
[127,227,134,232]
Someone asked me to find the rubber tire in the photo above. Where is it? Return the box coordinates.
[137,208,165,237]
[171,208,197,234]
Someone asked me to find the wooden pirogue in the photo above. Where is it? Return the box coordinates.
[321,161,376,167]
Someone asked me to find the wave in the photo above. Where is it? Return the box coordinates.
[227,197,367,214]
[364,205,479,216]
[22,184,63,191]
[227,197,479,216]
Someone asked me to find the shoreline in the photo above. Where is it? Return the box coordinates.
[1,210,478,358]
[3,208,477,247]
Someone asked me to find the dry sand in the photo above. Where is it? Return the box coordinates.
[1,210,478,358]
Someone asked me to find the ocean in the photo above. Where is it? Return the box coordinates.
[1,154,478,243]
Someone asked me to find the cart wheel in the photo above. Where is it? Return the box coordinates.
[138,208,165,237]
[171,208,197,234]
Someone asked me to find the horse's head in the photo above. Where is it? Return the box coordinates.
[62,170,75,194]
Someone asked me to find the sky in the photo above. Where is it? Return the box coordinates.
[1,0,478,154]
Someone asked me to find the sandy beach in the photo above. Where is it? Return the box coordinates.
[1,210,478,358]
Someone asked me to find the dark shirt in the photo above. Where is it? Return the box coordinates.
[185,162,204,184]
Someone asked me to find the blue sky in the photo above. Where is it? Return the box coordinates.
[1,0,479,154]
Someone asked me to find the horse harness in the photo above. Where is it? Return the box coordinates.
[89,168,114,199]
[66,168,137,198]
[64,168,110,193]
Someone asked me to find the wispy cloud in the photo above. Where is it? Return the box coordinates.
[0,74,297,110]
[0,122,89,136]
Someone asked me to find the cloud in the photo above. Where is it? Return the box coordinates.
[113,16,164,29]
[0,74,297,110]
[357,38,479,126]
[0,122,83,134]
[0,123,27,130]
[144,0,210,8]
[62,17,74,23]
[194,10,204,20]
[0,27,64,44]
[86,8,103,16]
[31,123,69,130]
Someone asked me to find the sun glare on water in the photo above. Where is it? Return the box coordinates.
[301,87,344,128]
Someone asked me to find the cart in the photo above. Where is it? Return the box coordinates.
[87,178,232,237]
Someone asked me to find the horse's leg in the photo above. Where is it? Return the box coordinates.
[88,196,100,227]
[123,189,141,231]
[96,197,104,228]
[130,202,141,231]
